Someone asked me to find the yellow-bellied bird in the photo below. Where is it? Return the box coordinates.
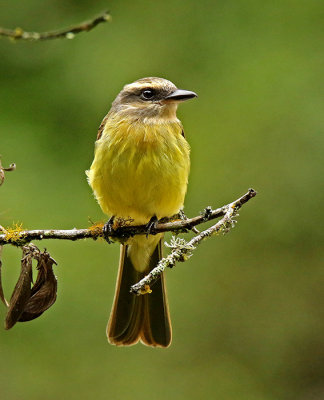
[87,77,197,347]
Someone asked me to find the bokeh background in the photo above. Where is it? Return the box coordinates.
[1,1,323,399]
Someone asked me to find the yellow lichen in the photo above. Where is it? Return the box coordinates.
[88,222,104,237]
[14,27,24,37]
[139,285,152,295]
[3,222,24,242]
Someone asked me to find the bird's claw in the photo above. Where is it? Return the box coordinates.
[103,216,115,243]
[145,216,158,238]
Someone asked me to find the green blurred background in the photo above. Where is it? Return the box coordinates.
[1,1,323,399]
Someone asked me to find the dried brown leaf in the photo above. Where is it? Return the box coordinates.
[0,246,9,307]
[5,246,34,329]
[0,159,16,186]
[19,251,57,322]
[0,168,4,186]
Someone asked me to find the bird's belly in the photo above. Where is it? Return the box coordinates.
[88,127,190,224]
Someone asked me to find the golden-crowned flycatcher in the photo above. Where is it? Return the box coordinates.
[87,77,197,347]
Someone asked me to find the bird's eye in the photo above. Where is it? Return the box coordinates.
[141,89,155,100]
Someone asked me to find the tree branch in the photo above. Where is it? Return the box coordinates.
[0,188,257,246]
[130,189,256,295]
[0,10,111,41]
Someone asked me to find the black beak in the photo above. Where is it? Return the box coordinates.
[165,89,198,102]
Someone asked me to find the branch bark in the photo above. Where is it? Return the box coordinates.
[0,189,257,246]
[0,10,111,41]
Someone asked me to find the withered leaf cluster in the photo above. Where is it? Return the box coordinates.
[0,158,16,186]
[0,244,57,329]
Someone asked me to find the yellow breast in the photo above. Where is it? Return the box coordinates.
[87,115,190,225]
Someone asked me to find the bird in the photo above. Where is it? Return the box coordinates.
[87,77,197,347]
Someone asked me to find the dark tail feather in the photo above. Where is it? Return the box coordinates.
[107,239,172,347]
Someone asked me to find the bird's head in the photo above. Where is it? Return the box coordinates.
[110,77,197,122]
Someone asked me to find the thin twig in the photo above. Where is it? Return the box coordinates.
[0,189,257,246]
[130,190,256,295]
[0,10,111,41]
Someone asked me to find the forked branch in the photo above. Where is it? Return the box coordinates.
[130,189,256,295]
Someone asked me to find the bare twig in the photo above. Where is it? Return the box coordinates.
[0,10,111,41]
[130,190,257,295]
[0,189,257,246]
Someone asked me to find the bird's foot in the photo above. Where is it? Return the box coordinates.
[178,209,187,221]
[145,216,158,238]
[103,216,115,243]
